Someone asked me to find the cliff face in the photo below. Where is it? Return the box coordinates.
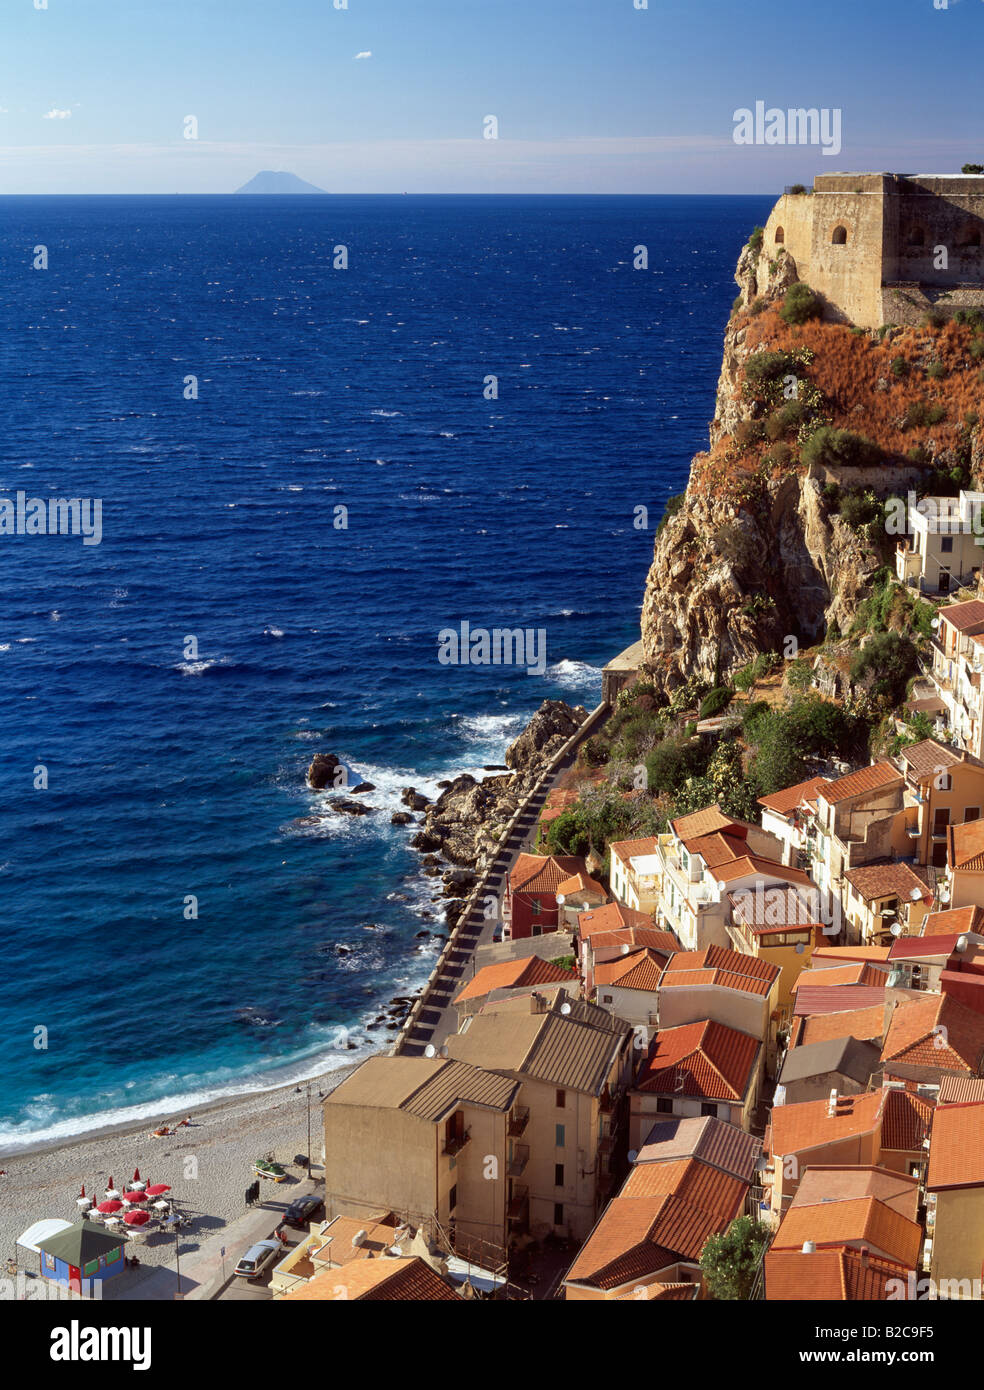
[640,237,984,693]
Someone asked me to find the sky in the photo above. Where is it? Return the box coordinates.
[1,0,983,194]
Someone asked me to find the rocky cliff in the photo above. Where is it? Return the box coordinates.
[640,235,984,694]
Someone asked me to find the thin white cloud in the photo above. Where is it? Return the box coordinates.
[43,108,72,120]
[354,51,372,60]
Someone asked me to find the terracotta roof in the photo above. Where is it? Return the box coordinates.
[792,963,888,990]
[769,1089,884,1157]
[927,1101,984,1189]
[307,1214,402,1268]
[843,862,931,903]
[879,1088,934,1152]
[589,925,680,955]
[765,1247,912,1301]
[948,819,984,872]
[577,902,654,939]
[938,1075,984,1105]
[611,1281,699,1301]
[609,836,660,862]
[817,762,903,806]
[793,985,887,1018]
[509,853,589,894]
[636,1020,760,1102]
[556,872,606,899]
[772,1196,923,1269]
[454,955,576,1004]
[797,1004,887,1048]
[563,1197,679,1289]
[811,946,893,962]
[283,1255,461,1301]
[791,1166,920,1221]
[938,598,984,634]
[758,776,833,816]
[887,933,964,961]
[882,993,984,1073]
[634,1115,761,1183]
[921,905,984,937]
[661,945,779,997]
[594,949,665,993]
[728,886,823,932]
[621,1156,747,1223]
[681,830,749,868]
[669,805,738,840]
[896,739,964,778]
[709,855,812,887]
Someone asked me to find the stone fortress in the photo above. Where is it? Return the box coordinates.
[757,173,984,328]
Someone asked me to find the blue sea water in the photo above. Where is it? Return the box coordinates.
[0,193,774,1149]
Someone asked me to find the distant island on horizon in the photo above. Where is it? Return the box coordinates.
[234,170,327,195]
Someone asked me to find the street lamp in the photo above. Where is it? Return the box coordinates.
[306,1082,312,1180]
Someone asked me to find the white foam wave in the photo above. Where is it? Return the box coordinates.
[545,658,604,692]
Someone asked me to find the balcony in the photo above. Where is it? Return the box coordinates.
[507,1144,530,1177]
[507,1106,530,1137]
[442,1127,471,1157]
[506,1184,529,1221]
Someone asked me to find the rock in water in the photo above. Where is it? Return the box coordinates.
[307,752,345,790]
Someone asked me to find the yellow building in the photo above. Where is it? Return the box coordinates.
[726,885,822,1019]
[842,862,932,947]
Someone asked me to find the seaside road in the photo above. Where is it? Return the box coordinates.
[400,748,578,1057]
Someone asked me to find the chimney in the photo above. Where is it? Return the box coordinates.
[801,1241,816,1254]
[827,1087,838,1117]
[859,1245,869,1268]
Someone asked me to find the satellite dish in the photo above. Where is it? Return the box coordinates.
[890,922,903,937]
[931,617,940,630]
[621,943,631,955]
[909,887,923,901]
[556,894,566,906]
[424,1044,436,1058]
[938,885,951,904]
[560,1002,572,1016]
[439,1045,449,1058]
[627,1149,638,1164]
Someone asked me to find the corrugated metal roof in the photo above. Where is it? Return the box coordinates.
[401,1059,518,1121]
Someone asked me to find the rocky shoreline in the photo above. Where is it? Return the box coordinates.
[303,699,591,1031]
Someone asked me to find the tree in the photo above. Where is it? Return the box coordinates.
[545,807,590,859]
[700,1215,771,1300]
[962,163,984,175]
[644,735,709,796]
[850,631,918,704]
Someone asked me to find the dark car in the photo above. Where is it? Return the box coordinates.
[281,1194,325,1229]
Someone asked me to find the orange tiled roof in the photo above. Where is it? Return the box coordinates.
[577,902,654,938]
[680,830,749,868]
[921,905,984,937]
[882,994,984,1074]
[879,1088,934,1152]
[609,836,660,862]
[896,739,964,778]
[611,1281,699,1301]
[765,1247,912,1301]
[844,861,931,903]
[589,925,680,955]
[817,762,903,806]
[283,1256,461,1302]
[938,598,984,634]
[758,776,833,816]
[938,1074,984,1105]
[769,1089,884,1157]
[636,1020,759,1102]
[454,955,576,1004]
[709,855,812,887]
[810,945,893,963]
[791,1166,919,1220]
[792,963,888,991]
[669,805,738,840]
[594,949,665,993]
[797,1004,887,1048]
[556,872,606,899]
[509,853,588,894]
[772,1197,923,1270]
[621,1156,746,1220]
[664,945,779,987]
[948,819,984,872]
[927,1101,984,1189]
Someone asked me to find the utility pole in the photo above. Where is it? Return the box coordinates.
[306,1082,312,1181]
[173,1224,182,1301]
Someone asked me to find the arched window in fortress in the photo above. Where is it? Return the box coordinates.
[907,225,926,247]
[959,224,983,250]
[775,226,785,245]
[831,225,848,245]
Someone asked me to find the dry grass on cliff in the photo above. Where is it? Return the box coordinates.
[694,303,984,507]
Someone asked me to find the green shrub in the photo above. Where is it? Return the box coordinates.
[789,184,807,195]
[545,807,591,858]
[748,227,764,254]
[780,282,822,325]
[801,426,882,469]
[698,687,734,720]
[733,652,778,691]
[850,630,918,703]
[902,400,946,430]
[927,360,946,380]
[732,294,744,317]
[837,489,882,531]
[644,736,710,797]
[890,356,909,378]
[971,338,984,361]
[921,309,948,330]
[655,492,686,536]
[745,350,801,387]
[787,659,815,691]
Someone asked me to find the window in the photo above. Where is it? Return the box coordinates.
[556,1088,566,1108]
[448,1184,457,1212]
[700,1102,718,1118]
[966,808,981,822]
[530,899,540,916]
[934,807,951,835]
[831,225,848,245]
[555,1123,566,1147]
[775,226,785,245]
[555,1163,565,1188]
[908,225,926,247]
[553,1203,564,1227]
[941,536,954,554]
[656,1097,673,1113]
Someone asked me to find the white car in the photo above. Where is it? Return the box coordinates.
[233,1239,282,1280]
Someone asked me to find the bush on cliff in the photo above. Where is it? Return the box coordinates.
[779,282,822,326]
[699,686,734,720]
[744,350,801,388]
[850,631,919,704]
[801,426,883,470]
[655,492,686,536]
[545,807,591,859]
[644,735,710,797]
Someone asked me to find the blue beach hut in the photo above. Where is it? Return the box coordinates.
[33,1219,125,1293]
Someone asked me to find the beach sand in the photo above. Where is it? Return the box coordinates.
[0,1061,362,1273]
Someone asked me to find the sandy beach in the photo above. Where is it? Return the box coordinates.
[0,1060,363,1275]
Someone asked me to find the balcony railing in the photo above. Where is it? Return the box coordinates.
[442,1127,471,1157]
[507,1106,530,1137]
[506,1184,529,1221]
[507,1143,530,1177]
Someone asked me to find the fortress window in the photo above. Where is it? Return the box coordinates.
[831,225,848,245]
[907,226,926,247]
[960,226,983,249]
[775,226,785,245]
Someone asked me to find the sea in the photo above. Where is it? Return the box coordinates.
[0,192,774,1150]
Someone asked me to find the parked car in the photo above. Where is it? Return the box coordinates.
[233,1239,282,1280]
[281,1194,325,1229]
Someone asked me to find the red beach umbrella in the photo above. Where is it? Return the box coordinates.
[132,1168,141,1182]
[80,1185,86,1198]
[122,1190,148,1205]
[124,1209,151,1227]
[107,1176,115,1189]
[145,1184,171,1196]
[96,1200,123,1214]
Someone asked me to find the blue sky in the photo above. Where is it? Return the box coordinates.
[2,0,983,192]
